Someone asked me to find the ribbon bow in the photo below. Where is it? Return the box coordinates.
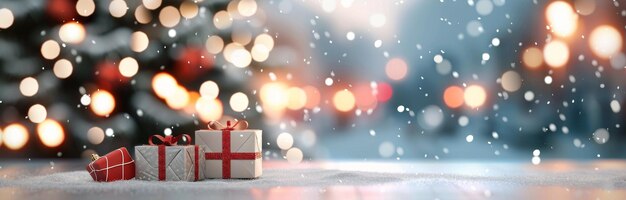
[208,119,248,130]
[148,134,192,146]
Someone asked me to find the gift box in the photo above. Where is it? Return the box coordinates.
[86,147,135,182]
[195,120,262,179]
[134,134,205,181]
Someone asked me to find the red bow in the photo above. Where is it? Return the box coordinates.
[148,134,191,146]
[208,120,248,131]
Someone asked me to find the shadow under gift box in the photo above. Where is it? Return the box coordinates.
[195,129,262,179]
[134,145,205,181]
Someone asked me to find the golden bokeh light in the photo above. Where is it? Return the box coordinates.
[166,86,190,109]
[20,77,39,97]
[523,47,543,68]
[159,6,181,28]
[199,80,219,99]
[180,1,199,19]
[545,1,578,37]
[251,44,270,62]
[59,22,86,44]
[205,35,224,54]
[443,86,464,108]
[501,71,522,92]
[333,89,356,112]
[37,119,65,148]
[260,82,288,107]
[464,85,487,108]
[53,59,73,79]
[41,40,61,60]
[230,48,252,68]
[213,11,233,30]
[232,29,252,45]
[385,58,408,81]
[237,0,258,17]
[0,8,14,29]
[131,31,149,52]
[229,92,249,112]
[196,97,223,122]
[589,25,623,59]
[76,0,95,17]
[3,123,29,150]
[90,90,116,117]
[143,0,162,10]
[286,87,307,110]
[152,72,178,98]
[543,40,569,68]
[28,104,47,124]
[135,5,153,24]
[302,86,321,109]
[119,57,139,77]
[109,0,128,18]
[255,33,275,50]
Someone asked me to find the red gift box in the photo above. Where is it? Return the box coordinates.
[86,147,135,182]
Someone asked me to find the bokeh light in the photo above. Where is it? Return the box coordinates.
[41,40,61,60]
[333,89,356,112]
[385,58,408,81]
[159,6,181,28]
[195,97,223,122]
[501,71,522,92]
[286,147,303,164]
[277,132,294,150]
[286,87,307,110]
[574,0,595,16]
[131,31,149,52]
[180,1,199,19]
[543,40,569,68]
[59,22,86,44]
[213,11,233,30]
[205,35,224,54]
[238,0,257,17]
[165,86,190,110]
[143,0,161,10]
[199,80,219,99]
[109,0,128,18]
[53,59,73,79]
[20,77,39,97]
[522,47,543,69]
[545,1,578,37]
[37,119,65,148]
[87,127,105,145]
[28,104,47,124]
[464,85,487,108]
[152,73,178,98]
[260,82,288,110]
[90,90,116,117]
[135,5,152,24]
[443,86,464,108]
[229,92,249,112]
[589,25,623,59]
[3,124,29,150]
[0,8,14,29]
[76,0,95,17]
[119,57,139,78]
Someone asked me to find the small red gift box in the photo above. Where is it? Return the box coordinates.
[86,147,135,182]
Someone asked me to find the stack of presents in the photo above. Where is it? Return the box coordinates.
[86,120,262,181]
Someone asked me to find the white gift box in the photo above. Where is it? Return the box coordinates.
[195,129,262,179]
[134,145,205,181]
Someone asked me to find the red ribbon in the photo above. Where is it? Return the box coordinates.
[148,134,199,181]
[205,120,261,178]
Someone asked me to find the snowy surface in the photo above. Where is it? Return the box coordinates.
[1,160,626,199]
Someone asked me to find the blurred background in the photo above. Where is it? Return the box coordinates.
[0,0,624,163]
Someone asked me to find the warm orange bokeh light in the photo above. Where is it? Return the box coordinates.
[195,97,223,122]
[523,47,543,69]
[464,85,487,108]
[3,123,29,150]
[443,86,464,108]
[90,90,116,116]
[543,40,569,68]
[589,25,623,59]
[37,119,65,148]
[286,87,307,110]
[260,82,288,109]
[302,86,320,109]
[545,1,578,37]
[152,72,178,99]
[333,89,356,112]
[59,22,86,44]
[166,86,190,110]
[354,84,377,110]
[385,58,408,81]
